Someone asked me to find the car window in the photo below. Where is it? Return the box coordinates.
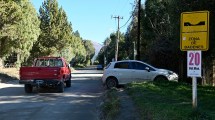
[35,59,63,67]
[55,59,63,67]
[35,59,47,67]
[131,62,148,70]
[114,62,129,69]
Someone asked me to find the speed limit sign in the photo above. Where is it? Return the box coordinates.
[187,51,202,77]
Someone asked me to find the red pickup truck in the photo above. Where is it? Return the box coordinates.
[19,57,71,93]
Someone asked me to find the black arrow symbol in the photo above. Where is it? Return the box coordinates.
[184,21,205,26]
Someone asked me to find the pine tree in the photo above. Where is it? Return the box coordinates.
[31,0,87,64]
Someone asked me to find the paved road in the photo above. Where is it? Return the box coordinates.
[0,70,104,120]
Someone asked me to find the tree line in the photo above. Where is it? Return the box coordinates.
[0,0,95,67]
[97,0,215,84]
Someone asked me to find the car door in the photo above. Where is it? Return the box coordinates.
[113,62,131,84]
[130,61,149,82]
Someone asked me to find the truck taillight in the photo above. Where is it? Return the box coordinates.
[58,68,64,78]
[60,69,64,74]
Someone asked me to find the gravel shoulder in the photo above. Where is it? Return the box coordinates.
[116,89,140,120]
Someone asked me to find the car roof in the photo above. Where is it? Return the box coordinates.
[109,60,157,69]
[111,60,142,63]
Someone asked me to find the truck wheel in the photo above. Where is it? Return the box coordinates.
[25,84,33,93]
[57,82,64,93]
[66,74,71,87]
[66,80,71,87]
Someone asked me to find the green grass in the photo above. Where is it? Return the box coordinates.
[100,88,120,120]
[126,81,215,120]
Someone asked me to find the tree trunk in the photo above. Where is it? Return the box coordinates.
[0,58,3,68]
[213,60,215,86]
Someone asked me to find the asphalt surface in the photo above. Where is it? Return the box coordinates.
[0,70,104,120]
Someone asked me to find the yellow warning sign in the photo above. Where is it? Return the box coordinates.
[181,32,208,50]
[180,11,209,51]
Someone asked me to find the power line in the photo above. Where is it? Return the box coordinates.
[120,1,137,29]
[120,14,133,29]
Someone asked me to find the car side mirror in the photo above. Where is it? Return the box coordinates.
[145,67,150,72]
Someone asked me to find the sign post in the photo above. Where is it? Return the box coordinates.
[187,51,202,108]
[192,77,197,108]
[181,11,209,109]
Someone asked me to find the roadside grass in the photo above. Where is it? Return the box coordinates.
[126,81,215,120]
[100,88,120,120]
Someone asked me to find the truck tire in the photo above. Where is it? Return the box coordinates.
[66,74,71,87]
[57,82,64,93]
[25,84,33,93]
[66,80,71,87]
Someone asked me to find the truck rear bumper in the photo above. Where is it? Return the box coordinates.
[19,79,62,86]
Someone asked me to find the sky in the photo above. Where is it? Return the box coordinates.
[31,0,145,44]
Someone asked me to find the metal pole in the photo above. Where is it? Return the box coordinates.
[192,77,197,109]
[133,42,135,60]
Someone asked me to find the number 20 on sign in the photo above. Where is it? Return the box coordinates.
[187,51,202,77]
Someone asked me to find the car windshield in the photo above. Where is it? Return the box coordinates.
[105,63,111,69]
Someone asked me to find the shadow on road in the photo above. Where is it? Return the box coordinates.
[0,73,19,84]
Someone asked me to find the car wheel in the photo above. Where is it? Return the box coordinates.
[154,76,168,82]
[24,84,33,93]
[57,82,64,93]
[66,74,71,87]
[106,77,118,89]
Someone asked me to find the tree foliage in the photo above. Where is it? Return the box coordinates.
[0,0,95,67]
[0,0,40,66]
[97,32,126,65]
[32,0,71,57]
[83,40,95,65]
[29,0,87,64]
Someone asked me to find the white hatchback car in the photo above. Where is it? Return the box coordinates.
[102,60,178,88]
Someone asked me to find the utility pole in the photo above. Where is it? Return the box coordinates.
[104,40,108,66]
[112,16,123,61]
[136,0,141,60]
[133,41,136,60]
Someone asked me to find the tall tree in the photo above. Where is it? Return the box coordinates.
[83,40,95,65]
[32,0,72,58]
[97,32,126,65]
[0,0,40,66]
[0,1,21,57]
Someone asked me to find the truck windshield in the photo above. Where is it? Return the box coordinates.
[35,59,63,67]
